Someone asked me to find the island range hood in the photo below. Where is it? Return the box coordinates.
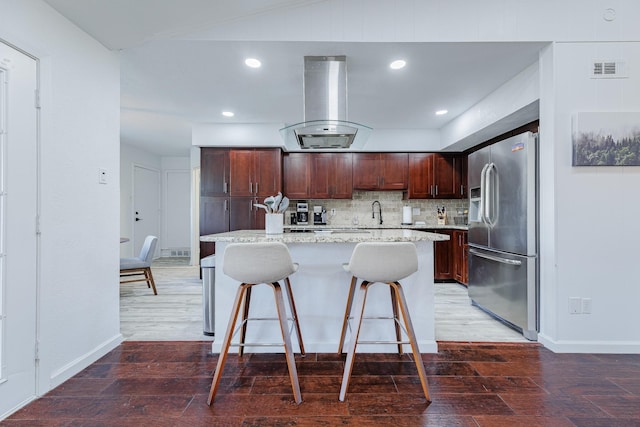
[280,56,371,150]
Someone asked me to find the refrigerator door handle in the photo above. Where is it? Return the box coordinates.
[479,163,490,224]
[469,248,522,266]
[485,163,497,227]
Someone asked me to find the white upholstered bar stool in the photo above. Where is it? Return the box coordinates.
[337,242,431,402]
[207,242,305,405]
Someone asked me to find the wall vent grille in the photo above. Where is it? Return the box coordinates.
[591,60,627,78]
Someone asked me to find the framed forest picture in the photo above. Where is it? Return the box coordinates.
[572,112,640,166]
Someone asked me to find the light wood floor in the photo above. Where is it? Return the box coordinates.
[120,258,528,342]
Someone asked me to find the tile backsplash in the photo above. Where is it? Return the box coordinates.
[285,191,469,227]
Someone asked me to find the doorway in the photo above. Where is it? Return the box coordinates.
[0,41,39,416]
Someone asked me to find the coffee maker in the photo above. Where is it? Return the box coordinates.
[313,205,327,225]
[295,202,309,225]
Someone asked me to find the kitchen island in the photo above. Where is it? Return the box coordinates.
[201,229,449,354]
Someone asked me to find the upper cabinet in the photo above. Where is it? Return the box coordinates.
[352,153,408,190]
[310,153,353,199]
[229,148,282,197]
[283,152,353,199]
[408,153,467,199]
[283,153,310,199]
[200,148,229,197]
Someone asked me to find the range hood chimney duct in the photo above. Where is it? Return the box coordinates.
[280,56,371,150]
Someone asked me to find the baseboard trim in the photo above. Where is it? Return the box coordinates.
[48,334,123,390]
[538,333,640,353]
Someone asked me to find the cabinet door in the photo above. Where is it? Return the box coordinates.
[407,153,432,199]
[433,230,454,280]
[199,196,229,258]
[379,153,409,190]
[330,153,353,199]
[453,230,468,284]
[283,153,310,199]
[432,154,457,198]
[455,155,468,198]
[200,148,229,197]
[254,149,281,197]
[229,197,256,230]
[352,153,380,190]
[309,153,332,198]
[229,149,254,196]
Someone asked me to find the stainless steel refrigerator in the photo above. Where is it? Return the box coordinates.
[467,131,539,340]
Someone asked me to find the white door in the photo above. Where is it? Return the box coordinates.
[133,165,160,257]
[0,42,38,417]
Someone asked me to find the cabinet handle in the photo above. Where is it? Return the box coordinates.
[435,185,438,196]
[224,199,228,211]
[460,185,464,196]
[249,181,253,193]
[430,185,434,196]
[223,181,228,194]
[255,182,258,194]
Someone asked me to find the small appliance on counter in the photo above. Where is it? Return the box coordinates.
[313,205,327,225]
[296,201,309,225]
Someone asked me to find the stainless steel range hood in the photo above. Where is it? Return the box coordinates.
[280,56,371,150]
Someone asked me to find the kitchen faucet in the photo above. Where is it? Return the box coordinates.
[371,200,383,225]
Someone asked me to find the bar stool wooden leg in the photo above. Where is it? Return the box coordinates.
[284,277,305,355]
[339,280,370,402]
[238,287,252,357]
[391,281,431,402]
[338,276,358,354]
[270,281,302,404]
[389,285,403,355]
[207,283,248,405]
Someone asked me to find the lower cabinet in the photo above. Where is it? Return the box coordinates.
[453,230,469,285]
[431,229,468,284]
[433,230,454,280]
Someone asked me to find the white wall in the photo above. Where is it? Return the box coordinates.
[539,41,640,352]
[1,0,122,396]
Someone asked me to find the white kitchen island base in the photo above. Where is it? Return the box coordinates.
[206,230,443,355]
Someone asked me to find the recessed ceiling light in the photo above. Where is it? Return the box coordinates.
[245,58,261,68]
[435,109,448,116]
[390,59,406,70]
[222,111,234,117]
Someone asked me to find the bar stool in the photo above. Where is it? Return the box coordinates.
[207,242,305,405]
[337,242,430,402]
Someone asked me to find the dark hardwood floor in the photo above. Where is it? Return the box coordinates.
[3,341,640,426]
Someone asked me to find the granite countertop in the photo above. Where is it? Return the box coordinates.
[200,228,450,243]
[284,223,469,232]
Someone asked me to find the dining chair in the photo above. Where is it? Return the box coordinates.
[120,235,158,295]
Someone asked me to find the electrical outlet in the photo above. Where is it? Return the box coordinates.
[569,297,582,314]
[582,298,592,314]
[413,207,420,215]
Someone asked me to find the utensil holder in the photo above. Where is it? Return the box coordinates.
[265,213,284,234]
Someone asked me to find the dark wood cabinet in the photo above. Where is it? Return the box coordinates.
[432,229,454,280]
[310,153,353,199]
[408,153,467,199]
[282,152,353,199]
[453,230,468,285]
[229,197,265,231]
[199,196,229,258]
[200,148,229,197]
[353,153,408,190]
[283,153,310,199]
[229,148,281,197]
[456,155,468,199]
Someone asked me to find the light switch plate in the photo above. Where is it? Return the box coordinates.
[99,168,107,184]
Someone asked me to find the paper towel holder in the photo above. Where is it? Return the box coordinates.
[401,205,413,225]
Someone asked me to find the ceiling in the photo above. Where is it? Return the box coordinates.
[44,0,546,157]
